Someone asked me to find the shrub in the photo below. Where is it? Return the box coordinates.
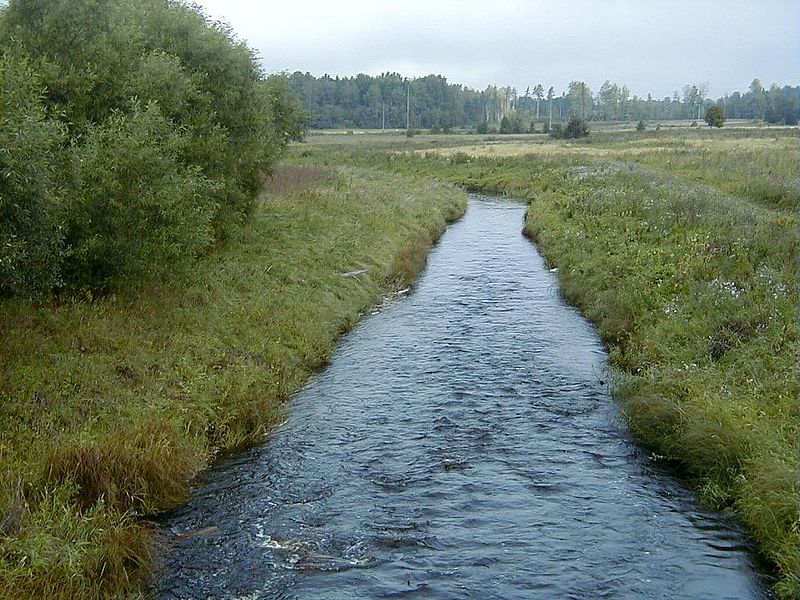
[550,117,590,139]
[564,116,590,138]
[0,51,65,298]
[636,120,646,131]
[704,105,725,128]
[62,103,218,288]
[0,0,308,295]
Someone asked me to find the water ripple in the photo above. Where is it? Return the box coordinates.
[156,196,770,600]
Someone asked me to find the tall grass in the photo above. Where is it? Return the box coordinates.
[0,166,466,599]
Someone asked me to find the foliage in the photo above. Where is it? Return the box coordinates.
[62,103,219,288]
[549,123,564,139]
[0,0,307,294]
[705,105,725,127]
[568,80,593,119]
[550,117,590,139]
[636,119,646,131]
[0,51,65,298]
[565,117,590,138]
[499,111,528,134]
[287,71,800,130]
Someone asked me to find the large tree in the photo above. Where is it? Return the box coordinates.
[533,83,544,119]
[568,80,593,119]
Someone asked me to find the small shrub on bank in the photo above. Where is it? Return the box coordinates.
[705,105,725,127]
[549,123,564,138]
[549,117,590,139]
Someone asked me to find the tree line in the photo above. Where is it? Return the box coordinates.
[288,72,800,130]
[0,0,308,299]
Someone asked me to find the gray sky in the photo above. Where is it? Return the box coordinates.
[195,0,799,99]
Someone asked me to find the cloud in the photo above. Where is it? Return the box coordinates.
[196,0,800,98]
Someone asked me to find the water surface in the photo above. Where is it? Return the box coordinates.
[157,195,769,599]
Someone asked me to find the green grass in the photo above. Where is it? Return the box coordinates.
[522,160,798,598]
[293,128,799,598]
[0,166,466,599]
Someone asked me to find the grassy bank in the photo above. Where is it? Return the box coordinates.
[0,166,466,599]
[522,159,798,598]
[294,128,799,597]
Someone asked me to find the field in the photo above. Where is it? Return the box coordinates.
[293,125,799,598]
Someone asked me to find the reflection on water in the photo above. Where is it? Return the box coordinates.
[157,196,770,600]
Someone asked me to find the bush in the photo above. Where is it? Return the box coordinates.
[551,117,590,139]
[499,112,528,134]
[704,106,725,128]
[62,103,218,288]
[0,51,65,298]
[0,0,308,296]
[564,116,590,138]
[476,121,488,134]
[636,120,646,131]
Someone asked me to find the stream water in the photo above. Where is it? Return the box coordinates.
[156,196,769,599]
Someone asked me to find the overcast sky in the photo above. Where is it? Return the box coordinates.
[195,0,798,99]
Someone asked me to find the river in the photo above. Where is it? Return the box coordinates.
[156,195,769,599]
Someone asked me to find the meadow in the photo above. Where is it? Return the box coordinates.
[293,125,799,598]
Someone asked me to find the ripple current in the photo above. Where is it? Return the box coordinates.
[156,195,770,600]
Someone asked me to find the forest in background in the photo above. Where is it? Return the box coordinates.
[287,71,800,130]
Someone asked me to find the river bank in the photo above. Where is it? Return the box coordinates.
[0,167,466,599]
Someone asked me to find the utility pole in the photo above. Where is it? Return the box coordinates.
[406,82,410,130]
